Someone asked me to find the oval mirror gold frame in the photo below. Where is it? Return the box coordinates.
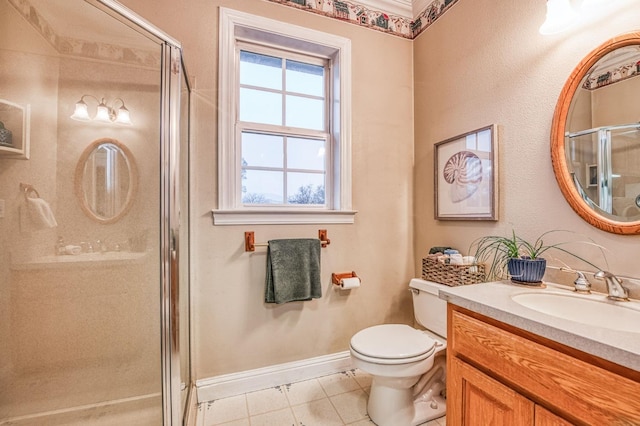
[551,31,640,235]
[74,138,138,224]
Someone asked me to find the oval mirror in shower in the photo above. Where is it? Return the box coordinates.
[551,31,640,235]
[75,138,138,224]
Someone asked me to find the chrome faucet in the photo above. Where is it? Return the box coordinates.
[572,271,591,294]
[594,271,629,301]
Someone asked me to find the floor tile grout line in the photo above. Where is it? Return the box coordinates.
[288,401,302,426]
[284,377,330,408]
[204,370,375,426]
[243,393,250,426]
[245,386,290,419]
[285,378,342,426]
[326,392,349,425]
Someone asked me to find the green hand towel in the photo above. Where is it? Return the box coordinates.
[265,238,322,304]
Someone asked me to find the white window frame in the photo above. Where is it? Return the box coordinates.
[213,7,355,225]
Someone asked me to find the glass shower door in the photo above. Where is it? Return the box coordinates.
[0,0,190,424]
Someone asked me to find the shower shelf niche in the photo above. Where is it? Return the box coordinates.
[0,100,30,160]
[11,251,147,271]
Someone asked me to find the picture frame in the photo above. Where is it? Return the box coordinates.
[586,164,597,188]
[434,124,498,220]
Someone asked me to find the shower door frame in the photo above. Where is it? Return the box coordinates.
[90,1,192,425]
[160,44,191,426]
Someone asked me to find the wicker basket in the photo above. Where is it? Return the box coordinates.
[421,257,486,286]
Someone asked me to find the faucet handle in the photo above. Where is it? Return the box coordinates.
[573,271,591,294]
[559,267,591,294]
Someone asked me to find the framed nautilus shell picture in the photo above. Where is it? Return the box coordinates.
[434,124,498,220]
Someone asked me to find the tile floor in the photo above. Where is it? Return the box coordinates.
[196,369,446,426]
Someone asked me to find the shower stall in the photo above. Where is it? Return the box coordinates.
[566,123,640,220]
[0,0,191,424]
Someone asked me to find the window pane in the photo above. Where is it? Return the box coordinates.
[477,129,492,152]
[242,133,283,168]
[240,88,282,125]
[286,60,324,97]
[287,172,325,205]
[240,51,282,90]
[287,137,325,170]
[285,95,324,130]
[243,170,283,204]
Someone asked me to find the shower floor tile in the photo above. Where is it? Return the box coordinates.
[197,369,446,426]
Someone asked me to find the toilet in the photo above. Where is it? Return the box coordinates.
[350,279,448,426]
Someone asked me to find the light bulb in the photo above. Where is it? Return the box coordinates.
[539,0,578,35]
[70,99,91,121]
[115,105,132,125]
[95,100,112,123]
[580,0,608,14]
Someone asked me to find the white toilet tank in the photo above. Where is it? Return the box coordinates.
[409,279,448,338]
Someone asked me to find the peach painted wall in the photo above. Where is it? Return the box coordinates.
[119,0,640,384]
[118,0,416,379]
[413,0,640,296]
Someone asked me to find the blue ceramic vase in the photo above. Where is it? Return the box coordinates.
[507,257,546,283]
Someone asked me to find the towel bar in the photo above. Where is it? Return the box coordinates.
[19,182,40,199]
[245,230,330,252]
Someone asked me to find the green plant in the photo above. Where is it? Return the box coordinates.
[469,230,606,281]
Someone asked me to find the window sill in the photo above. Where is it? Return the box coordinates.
[211,209,357,225]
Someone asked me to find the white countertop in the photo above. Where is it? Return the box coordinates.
[11,251,148,270]
[439,281,640,372]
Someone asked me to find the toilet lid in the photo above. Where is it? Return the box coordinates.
[350,324,436,360]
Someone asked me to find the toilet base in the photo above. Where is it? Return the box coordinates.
[365,355,447,426]
[367,379,416,426]
[413,394,446,425]
[366,382,446,426]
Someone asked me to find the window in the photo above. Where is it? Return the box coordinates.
[239,47,328,206]
[214,8,355,225]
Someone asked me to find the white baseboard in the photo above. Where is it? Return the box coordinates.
[196,351,353,403]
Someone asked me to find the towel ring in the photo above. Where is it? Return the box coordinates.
[20,183,40,199]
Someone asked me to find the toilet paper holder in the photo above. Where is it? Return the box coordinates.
[332,271,358,286]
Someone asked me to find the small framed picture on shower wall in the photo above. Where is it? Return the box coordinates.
[434,124,498,220]
[586,164,597,188]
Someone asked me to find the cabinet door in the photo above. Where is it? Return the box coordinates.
[535,406,573,426]
[448,357,534,425]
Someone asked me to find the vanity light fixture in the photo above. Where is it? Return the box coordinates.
[70,95,132,125]
[539,0,578,35]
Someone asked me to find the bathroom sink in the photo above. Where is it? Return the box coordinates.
[511,291,640,333]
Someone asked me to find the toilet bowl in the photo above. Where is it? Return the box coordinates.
[349,279,448,426]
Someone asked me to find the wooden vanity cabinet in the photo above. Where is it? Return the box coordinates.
[449,356,534,424]
[447,305,640,425]
[535,406,573,426]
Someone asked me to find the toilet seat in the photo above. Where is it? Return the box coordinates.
[350,324,436,365]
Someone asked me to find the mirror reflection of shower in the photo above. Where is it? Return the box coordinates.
[566,122,640,220]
